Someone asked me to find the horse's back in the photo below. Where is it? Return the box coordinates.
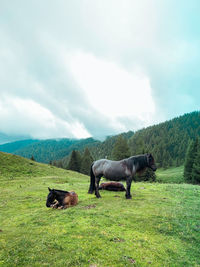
[93,159,131,180]
[93,159,109,175]
[63,191,78,206]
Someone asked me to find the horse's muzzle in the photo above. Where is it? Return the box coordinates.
[46,202,51,207]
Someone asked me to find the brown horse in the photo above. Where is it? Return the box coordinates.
[46,188,78,209]
[99,182,126,191]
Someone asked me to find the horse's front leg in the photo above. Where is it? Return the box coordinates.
[51,200,59,208]
[125,176,132,199]
[95,176,101,198]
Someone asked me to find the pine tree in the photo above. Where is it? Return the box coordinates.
[80,147,94,175]
[30,155,35,161]
[111,135,130,160]
[184,139,198,182]
[191,138,200,183]
[67,150,81,172]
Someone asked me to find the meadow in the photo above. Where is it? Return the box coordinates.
[0,153,200,266]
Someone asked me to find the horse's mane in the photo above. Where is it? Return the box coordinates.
[53,189,69,194]
[126,154,148,171]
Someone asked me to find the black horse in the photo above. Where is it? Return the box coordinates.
[46,188,78,209]
[88,153,157,199]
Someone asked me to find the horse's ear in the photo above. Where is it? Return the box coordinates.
[48,187,51,191]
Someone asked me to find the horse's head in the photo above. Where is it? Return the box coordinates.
[147,154,157,171]
[46,187,56,207]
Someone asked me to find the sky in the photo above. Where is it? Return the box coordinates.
[0,0,199,140]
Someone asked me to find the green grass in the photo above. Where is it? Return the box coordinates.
[0,152,199,266]
[156,166,184,184]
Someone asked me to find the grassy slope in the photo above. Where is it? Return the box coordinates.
[0,152,67,178]
[156,166,184,184]
[0,153,199,266]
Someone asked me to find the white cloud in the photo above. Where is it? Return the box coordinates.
[68,51,156,131]
[0,96,91,139]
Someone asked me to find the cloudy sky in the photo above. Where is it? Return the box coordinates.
[0,0,199,140]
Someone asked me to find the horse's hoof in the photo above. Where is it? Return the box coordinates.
[126,196,132,199]
[96,195,101,198]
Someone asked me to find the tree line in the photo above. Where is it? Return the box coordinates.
[184,138,200,184]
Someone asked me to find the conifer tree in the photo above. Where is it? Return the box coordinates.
[80,147,94,175]
[67,150,81,172]
[191,138,200,183]
[184,139,198,182]
[111,135,130,160]
[30,155,35,161]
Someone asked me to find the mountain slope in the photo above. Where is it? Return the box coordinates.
[0,139,39,153]
[128,111,200,167]
[0,132,30,145]
[0,138,100,163]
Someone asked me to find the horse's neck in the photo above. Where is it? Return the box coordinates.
[130,155,147,172]
[136,155,147,171]
[55,192,66,203]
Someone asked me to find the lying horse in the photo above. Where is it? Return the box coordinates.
[46,188,78,209]
[88,153,157,199]
[99,182,126,191]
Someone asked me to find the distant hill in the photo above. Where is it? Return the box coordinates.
[0,132,30,145]
[0,138,100,164]
[0,139,39,153]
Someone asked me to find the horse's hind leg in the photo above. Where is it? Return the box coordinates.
[125,176,132,199]
[95,176,101,198]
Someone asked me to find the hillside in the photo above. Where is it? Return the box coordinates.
[0,138,100,164]
[0,154,199,266]
[129,111,200,168]
[0,139,39,153]
[0,151,68,178]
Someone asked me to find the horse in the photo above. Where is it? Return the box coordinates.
[99,182,126,191]
[88,153,157,199]
[46,188,78,209]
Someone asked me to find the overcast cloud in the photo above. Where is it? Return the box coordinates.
[0,0,199,139]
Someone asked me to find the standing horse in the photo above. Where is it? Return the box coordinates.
[88,153,157,199]
[46,188,78,209]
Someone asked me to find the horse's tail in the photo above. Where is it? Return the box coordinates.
[88,163,95,194]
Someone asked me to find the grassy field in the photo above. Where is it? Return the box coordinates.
[156,166,184,184]
[0,152,200,266]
